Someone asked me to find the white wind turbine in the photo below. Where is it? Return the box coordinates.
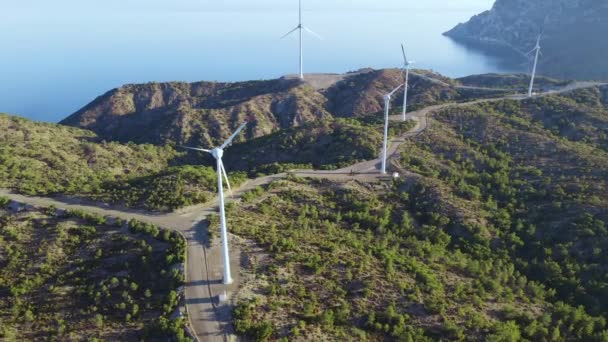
[401,44,415,121]
[181,117,254,285]
[381,84,404,174]
[527,34,542,97]
[281,0,322,80]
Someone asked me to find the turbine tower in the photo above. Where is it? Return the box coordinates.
[401,44,415,121]
[381,84,404,174]
[281,0,322,80]
[181,116,255,285]
[527,34,542,97]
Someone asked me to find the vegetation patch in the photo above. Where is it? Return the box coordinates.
[225,88,608,341]
[0,205,188,341]
[457,73,571,91]
[227,118,416,175]
[223,178,607,341]
[0,114,242,211]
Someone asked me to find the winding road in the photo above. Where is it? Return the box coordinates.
[0,80,604,341]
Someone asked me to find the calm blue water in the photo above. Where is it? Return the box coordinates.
[0,0,515,123]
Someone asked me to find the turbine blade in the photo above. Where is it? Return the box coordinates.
[401,44,408,64]
[281,26,300,39]
[303,26,323,40]
[220,120,250,150]
[540,15,548,36]
[179,145,211,153]
[219,159,233,198]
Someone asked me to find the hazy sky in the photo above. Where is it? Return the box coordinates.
[5,0,495,12]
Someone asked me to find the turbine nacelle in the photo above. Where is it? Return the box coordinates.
[385,84,404,102]
[527,34,542,55]
[401,44,415,68]
[212,148,224,160]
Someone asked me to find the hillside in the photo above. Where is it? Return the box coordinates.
[457,73,571,91]
[60,79,332,147]
[394,86,608,337]
[3,74,608,341]
[223,118,415,175]
[219,86,608,341]
[444,0,608,81]
[60,69,511,147]
[0,200,187,340]
[0,114,233,211]
[227,176,607,341]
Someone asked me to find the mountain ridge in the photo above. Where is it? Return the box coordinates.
[60,69,520,147]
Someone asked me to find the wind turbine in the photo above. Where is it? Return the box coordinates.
[281,0,322,80]
[180,117,255,285]
[527,34,542,97]
[401,44,415,121]
[381,84,404,174]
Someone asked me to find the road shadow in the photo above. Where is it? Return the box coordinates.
[187,279,223,287]
[186,297,216,305]
[192,220,213,249]
[293,171,379,176]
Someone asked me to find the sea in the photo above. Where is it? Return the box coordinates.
[0,0,517,122]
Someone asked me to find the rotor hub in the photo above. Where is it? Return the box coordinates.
[212,148,224,159]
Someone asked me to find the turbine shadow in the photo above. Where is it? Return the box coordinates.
[187,279,223,287]
[186,297,216,305]
[295,171,380,176]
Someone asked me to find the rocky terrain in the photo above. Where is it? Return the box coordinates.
[444,0,608,81]
[60,79,332,147]
[61,69,510,147]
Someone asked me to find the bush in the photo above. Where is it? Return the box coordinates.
[242,186,264,203]
[0,196,9,208]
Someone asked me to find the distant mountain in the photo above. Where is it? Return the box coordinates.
[444,0,608,81]
[60,69,508,147]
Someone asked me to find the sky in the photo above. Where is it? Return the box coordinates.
[4,0,495,12]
